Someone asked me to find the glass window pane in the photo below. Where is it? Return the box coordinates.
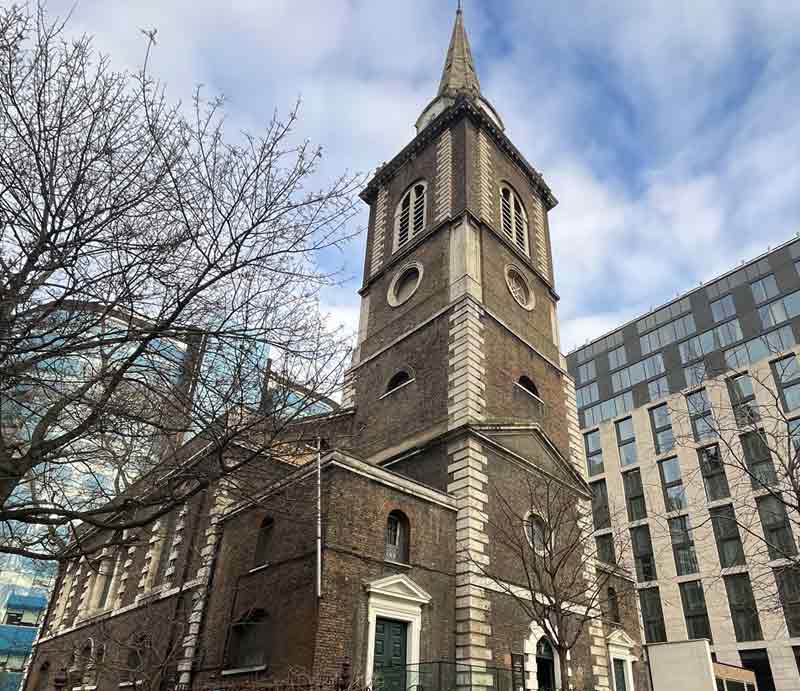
[619,441,638,466]
[660,457,681,483]
[656,428,675,454]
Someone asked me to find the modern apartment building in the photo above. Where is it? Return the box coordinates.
[566,237,800,691]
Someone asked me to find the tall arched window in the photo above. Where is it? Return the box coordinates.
[34,663,49,691]
[394,182,427,252]
[608,586,621,623]
[385,510,410,563]
[500,186,529,256]
[125,634,148,684]
[535,637,556,690]
[80,640,95,686]
[226,609,270,670]
[253,516,274,568]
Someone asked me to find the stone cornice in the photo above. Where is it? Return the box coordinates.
[360,96,558,210]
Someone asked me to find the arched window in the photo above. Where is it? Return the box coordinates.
[253,516,274,568]
[517,376,540,398]
[226,609,270,670]
[535,637,556,690]
[524,512,548,555]
[500,186,529,256]
[385,510,410,563]
[80,640,95,686]
[608,586,621,623]
[385,370,413,395]
[34,662,49,691]
[394,182,427,252]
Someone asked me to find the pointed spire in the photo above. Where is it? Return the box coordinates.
[438,3,481,99]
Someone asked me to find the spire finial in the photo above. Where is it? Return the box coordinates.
[438,0,480,98]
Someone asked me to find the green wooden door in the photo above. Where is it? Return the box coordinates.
[373,618,407,691]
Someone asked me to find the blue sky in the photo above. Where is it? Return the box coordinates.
[51,0,800,352]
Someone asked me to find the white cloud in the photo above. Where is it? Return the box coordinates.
[44,0,800,354]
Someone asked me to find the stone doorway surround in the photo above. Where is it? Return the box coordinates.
[607,628,638,691]
[364,575,432,689]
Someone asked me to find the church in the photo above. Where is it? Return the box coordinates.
[25,8,646,691]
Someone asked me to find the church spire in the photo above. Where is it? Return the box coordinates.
[438,4,481,99]
[415,3,504,133]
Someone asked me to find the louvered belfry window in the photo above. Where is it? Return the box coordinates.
[500,186,529,256]
[394,182,427,252]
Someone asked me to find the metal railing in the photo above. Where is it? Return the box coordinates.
[374,661,517,691]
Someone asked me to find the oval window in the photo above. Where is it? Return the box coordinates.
[388,262,423,307]
[505,266,534,311]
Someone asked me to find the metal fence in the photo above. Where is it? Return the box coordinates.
[376,662,517,691]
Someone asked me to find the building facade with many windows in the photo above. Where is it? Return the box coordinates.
[567,238,800,691]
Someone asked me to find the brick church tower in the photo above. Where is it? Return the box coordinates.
[343,5,593,672]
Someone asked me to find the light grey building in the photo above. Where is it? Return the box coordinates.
[566,237,800,691]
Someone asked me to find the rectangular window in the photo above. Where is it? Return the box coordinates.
[659,457,687,512]
[577,360,596,385]
[724,573,763,641]
[757,494,797,560]
[680,319,743,364]
[648,376,670,401]
[725,324,796,369]
[616,417,638,467]
[640,313,697,355]
[751,274,779,304]
[608,346,628,370]
[650,403,675,454]
[631,524,657,581]
[740,430,777,487]
[680,580,712,641]
[773,354,800,412]
[687,389,716,442]
[585,430,604,477]
[577,381,600,408]
[582,391,635,428]
[711,295,736,323]
[608,346,627,371]
[611,354,666,393]
[684,361,707,388]
[639,587,667,642]
[596,533,616,565]
[728,373,760,426]
[775,567,800,637]
[623,469,647,521]
[698,445,730,501]
[791,419,800,457]
[757,289,800,329]
[670,515,699,575]
[591,481,611,530]
[710,504,746,568]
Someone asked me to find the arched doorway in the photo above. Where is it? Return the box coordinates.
[535,637,556,691]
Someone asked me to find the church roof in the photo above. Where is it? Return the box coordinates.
[438,5,481,100]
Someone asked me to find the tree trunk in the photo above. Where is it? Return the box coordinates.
[558,647,570,690]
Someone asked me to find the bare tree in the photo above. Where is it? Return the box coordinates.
[0,3,362,562]
[478,473,636,689]
[669,338,800,626]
